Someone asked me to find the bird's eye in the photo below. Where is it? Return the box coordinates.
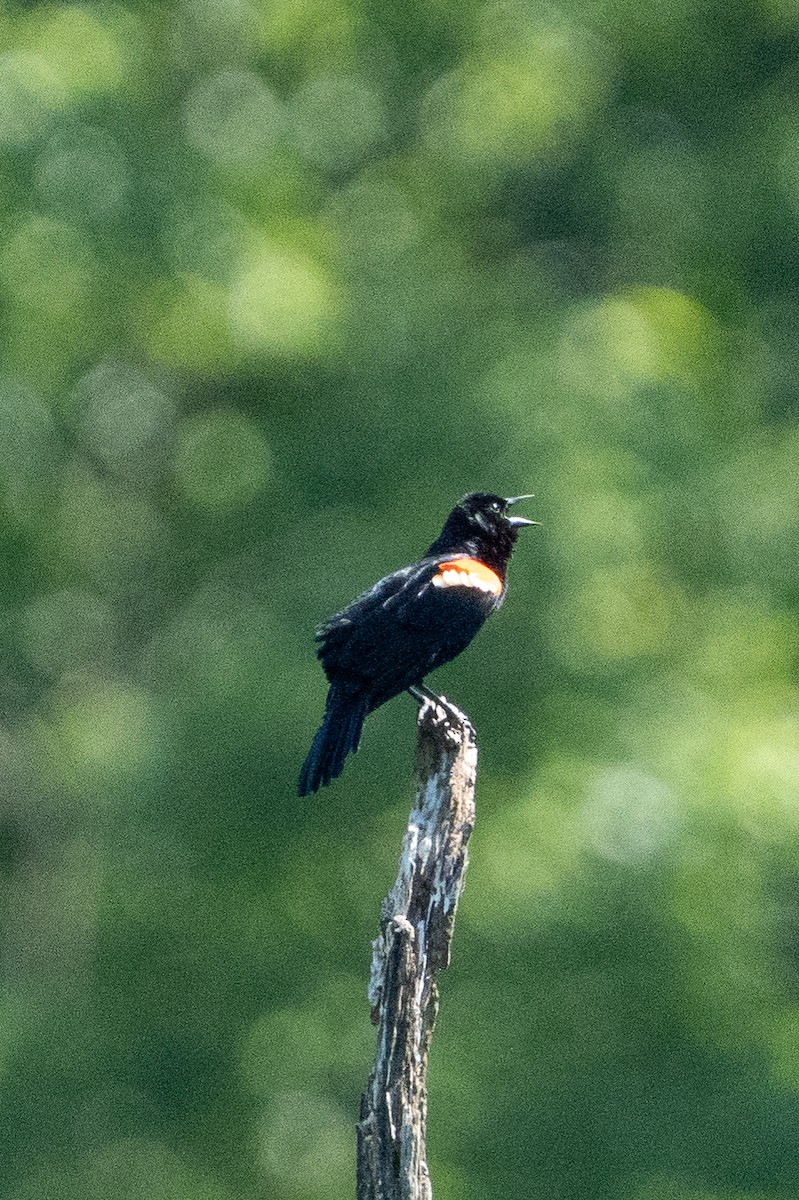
[491,501,502,512]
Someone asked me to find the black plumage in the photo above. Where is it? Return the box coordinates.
[298,492,536,795]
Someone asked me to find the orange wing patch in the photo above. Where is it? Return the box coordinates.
[431,557,502,595]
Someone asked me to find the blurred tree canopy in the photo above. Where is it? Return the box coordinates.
[2,0,799,1197]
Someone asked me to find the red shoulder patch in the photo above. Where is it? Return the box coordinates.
[432,557,502,595]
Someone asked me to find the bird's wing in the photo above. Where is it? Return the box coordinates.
[314,553,502,689]
[315,560,437,679]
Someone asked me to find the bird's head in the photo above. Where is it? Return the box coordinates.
[427,492,538,571]
[459,492,537,534]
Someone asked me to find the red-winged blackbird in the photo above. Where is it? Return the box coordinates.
[298,492,537,795]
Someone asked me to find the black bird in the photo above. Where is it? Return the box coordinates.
[298,492,537,795]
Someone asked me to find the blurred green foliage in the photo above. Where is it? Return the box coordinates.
[1,0,799,1197]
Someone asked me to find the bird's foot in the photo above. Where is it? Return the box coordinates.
[407,685,469,728]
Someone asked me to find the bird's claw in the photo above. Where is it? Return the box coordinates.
[408,685,468,728]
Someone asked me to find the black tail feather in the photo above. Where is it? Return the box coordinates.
[298,692,368,796]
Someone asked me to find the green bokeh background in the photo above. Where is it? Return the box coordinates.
[2,1,799,1197]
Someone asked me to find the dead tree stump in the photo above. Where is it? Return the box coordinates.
[356,696,478,1200]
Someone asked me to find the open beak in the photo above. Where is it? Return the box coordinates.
[505,494,540,528]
